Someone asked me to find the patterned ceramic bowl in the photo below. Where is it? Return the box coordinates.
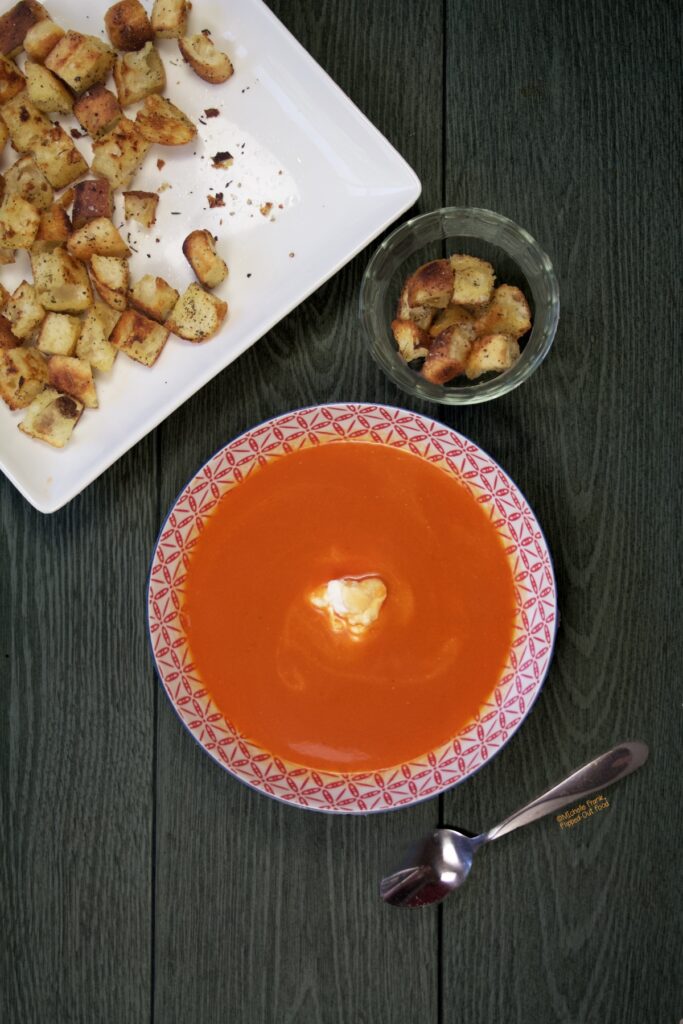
[147,404,557,814]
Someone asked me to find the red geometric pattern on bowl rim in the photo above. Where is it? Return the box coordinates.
[147,403,557,814]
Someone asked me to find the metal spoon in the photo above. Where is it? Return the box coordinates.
[380,740,649,908]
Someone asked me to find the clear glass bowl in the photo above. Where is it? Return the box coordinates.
[359,207,560,405]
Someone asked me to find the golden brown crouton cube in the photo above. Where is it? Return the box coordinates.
[420,326,472,385]
[6,279,44,338]
[182,229,228,289]
[449,254,495,307]
[135,93,196,145]
[4,154,53,210]
[166,283,228,342]
[76,302,118,371]
[0,313,20,348]
[128,274,178,322]
[45,31,115,95]
[0,345,47,408]
[105,0,153,51]
[23,18,63,62]
[428,304,477,339]
[0,0,47,58]
[25,60,73,113]
[71,179,113,230]
[0,282,9,310]
[73,85,122,140]
[91,117,151,190]
[0,194,40,248]
[32,247,94,312]
[32,202,71,252]
[0,90,50,152]
[178,33,233,84]
[390,318,430,362]
[37,311,81,355]
[67,217,129,261]
[89,253,129,310]
[122,189,158,228]
[405,260,454,309]
[111,308,169,366]
[47,354,97,408]
[151,0,188,39]
[114,41,165,107]
[465,333,521,380]
[32,126,89,189]
[19,386,83,447]
[474,285,532,339]
[0,53,25,102]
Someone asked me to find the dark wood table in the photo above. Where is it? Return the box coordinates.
[2,2,681,1021]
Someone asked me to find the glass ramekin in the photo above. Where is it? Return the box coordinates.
[359,207,560,405]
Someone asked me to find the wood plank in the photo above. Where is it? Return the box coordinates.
[152,1,443,1021]
[0,442,158,1023]
[441,1,682,1021]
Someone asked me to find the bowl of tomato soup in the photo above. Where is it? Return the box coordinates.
[148,404,557,813]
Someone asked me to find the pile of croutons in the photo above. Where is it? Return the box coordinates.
[391,254,532,386]
[0,0,234,448]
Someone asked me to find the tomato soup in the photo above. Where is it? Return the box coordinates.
[182,442,516,771]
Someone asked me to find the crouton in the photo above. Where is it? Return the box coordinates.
[0,346,47,409]
[0,0,48,58]
[47,354,97,408]
[73,85,122,140]
[449,254,495,307]
[390,319,430,362]
[465,333,521,380]
[71,179,113,230]
[110,308,169,366]
[76,302,119,371]
[32,126,89,189]
[67,217,129,261]
[0,194,40,248]
[0,282,8,310]
[57,187,74,210]
[0,53,25,102]
[166,283,227,341]
[135,93,196,147]
[0,90,50,152]
[151,0,188,39]
[420,326,472,385]
[395,284,435,332]
[45,31,115,95]
[428,304,477,340]
[25,60,73,114]
[91,117,150,190]
[6,279,44,338]
[182,229,228,288]
[19,386,83,447]
[128,273,178,322]
[23,18,63,62]
[178,33,233,84]
[114,41,165,107]
[0,313,20,348]
[3,154,53,210]
[32,202,71,252]
[89,253,128,310]
[122,189,158,228]
[474,285,532,339]
[105,0,153,51]
[32,247,93,311]
[405,260,454,309]
[37,311,81,355]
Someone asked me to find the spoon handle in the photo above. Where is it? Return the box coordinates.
[481,740,649,845]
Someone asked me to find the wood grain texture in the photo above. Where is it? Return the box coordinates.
[152,2,442,1023]
[0,441,158,1024]
[440,0,682,1022]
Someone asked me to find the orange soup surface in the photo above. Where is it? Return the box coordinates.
[182,442,516,771]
